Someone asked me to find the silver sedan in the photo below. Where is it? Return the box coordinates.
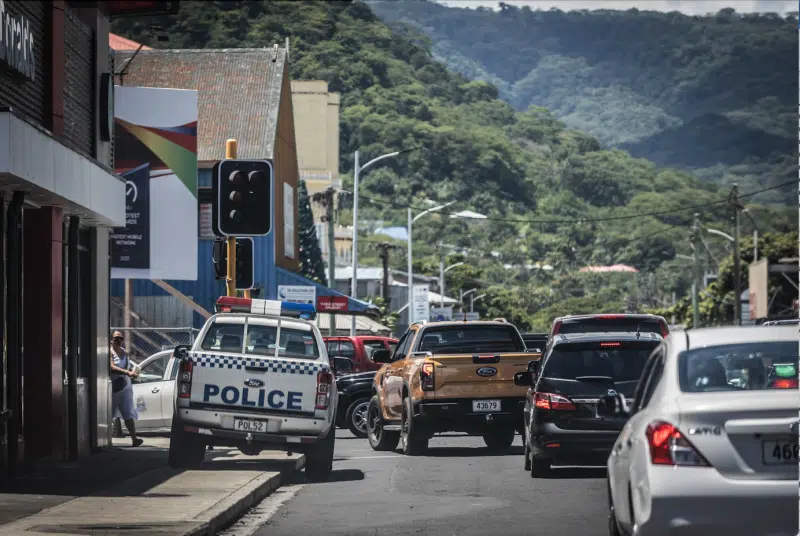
[604,326,798,536]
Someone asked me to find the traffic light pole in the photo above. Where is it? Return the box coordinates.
[731,184,741,326]
[225,139,238,297]
[691,213,701,328]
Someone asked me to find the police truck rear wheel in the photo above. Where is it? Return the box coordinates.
[367,396,399,451]
[305,426,335,482]
[168,421,206,468]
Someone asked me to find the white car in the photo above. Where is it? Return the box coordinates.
[131,350,180,431]
[168,297,338,482]
[604,326,798,536]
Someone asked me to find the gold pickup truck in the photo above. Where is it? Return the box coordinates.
[365,320,539,455]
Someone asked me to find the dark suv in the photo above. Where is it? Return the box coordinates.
[515,331,662,477]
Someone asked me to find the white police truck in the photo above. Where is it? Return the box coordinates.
[168,296,337,482]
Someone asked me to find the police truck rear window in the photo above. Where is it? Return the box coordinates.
[418,325,525,354]
[200,322,320,359]
[558,318,662,336]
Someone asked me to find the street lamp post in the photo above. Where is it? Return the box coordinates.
[460,288,478,314]
[350,149,407,335]
[440,261,464,305]
[471,293,486,313]
[407,201,456,324]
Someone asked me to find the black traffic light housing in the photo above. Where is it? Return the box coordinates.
[213,159,273,236]
[211,237,254,290]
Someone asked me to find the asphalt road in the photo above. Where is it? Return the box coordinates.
[252,430,608,536]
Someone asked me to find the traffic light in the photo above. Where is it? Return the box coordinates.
[214,159,273,236]
[235,237,254,290]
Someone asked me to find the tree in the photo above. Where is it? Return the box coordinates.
[298,180,326,283]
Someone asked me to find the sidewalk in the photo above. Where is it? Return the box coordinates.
[0,435,304,536]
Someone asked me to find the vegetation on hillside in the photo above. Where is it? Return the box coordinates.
[113,1,795,330]
[371,1,797,205]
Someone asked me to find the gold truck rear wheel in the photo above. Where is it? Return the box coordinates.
[401,396,428,456]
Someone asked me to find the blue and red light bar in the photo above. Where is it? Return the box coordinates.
[215,296,317,320]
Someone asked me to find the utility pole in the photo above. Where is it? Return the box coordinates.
[691,213,701,328]
[313,186,338,335]
[225,139,237,297]
[375,242,399,310]
[439,244,445,306]
[731,184,743,326]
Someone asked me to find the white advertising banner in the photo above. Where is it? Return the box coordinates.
[411,285,429,323]
[278,285,316,304]
[453,312,480,321]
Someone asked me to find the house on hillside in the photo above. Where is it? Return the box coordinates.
[109,44,377,341]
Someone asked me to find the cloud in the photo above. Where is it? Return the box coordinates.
[434,0,797,15]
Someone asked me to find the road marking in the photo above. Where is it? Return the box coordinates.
[337,455,402,460]
[219,484,305,536]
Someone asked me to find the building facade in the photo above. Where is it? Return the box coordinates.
[0,1,138,477]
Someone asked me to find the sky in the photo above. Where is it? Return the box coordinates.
[433,0,797,15]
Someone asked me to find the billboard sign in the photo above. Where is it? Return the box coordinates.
[411,285,429,324]
[453,312,480,321]
[111,163,150,269]
[430,307,453,321]
[112,86,198,280]
[278,285,316,305]
[748,259,769,319]
[317,296,349,312]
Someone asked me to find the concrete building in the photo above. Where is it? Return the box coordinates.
[0,1,172,478]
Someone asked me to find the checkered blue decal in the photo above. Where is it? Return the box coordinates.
[189,352,330,375]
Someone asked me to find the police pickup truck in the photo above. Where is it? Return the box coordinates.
[168,296,337,482]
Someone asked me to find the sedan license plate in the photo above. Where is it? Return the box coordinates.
[473,399,501,412]
[762,439,799,465]
[234,418,269,433]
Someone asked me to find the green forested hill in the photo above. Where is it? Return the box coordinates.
[112,1,795,329]
[370,1,797,205]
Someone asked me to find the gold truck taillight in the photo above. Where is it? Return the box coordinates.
[420,362,435,391]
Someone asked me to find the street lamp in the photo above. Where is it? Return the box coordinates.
[350,148,410,335]
[470,293,487,312]
[408,201,457,323]
[439,261,464,304]
[460,288,478,313]
[706,228,735,243]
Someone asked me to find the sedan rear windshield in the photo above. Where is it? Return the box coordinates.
[542,342,659,387]
[200,321,320,359]
[418,325,525,354]
[679,342,798,393]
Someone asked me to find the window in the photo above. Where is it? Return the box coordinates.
[640,355,665,409]
[678,341,798,393]
[387,341,397,354]
[542,340,660,396]
[392,331,411,362]
[326,340,339,356]
[338,341,356,359]
[630,348,660,413]
[277,327,319,359]
[417,325,525,354]
[200,323,245,353]
[135,355,168,383]
[363,340,387,360]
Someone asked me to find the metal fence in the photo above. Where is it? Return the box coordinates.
[110,327,200,362]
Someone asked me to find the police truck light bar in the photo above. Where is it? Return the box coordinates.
[215,296,317,320]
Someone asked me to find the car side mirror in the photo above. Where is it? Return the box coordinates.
[514,371,533,386]
[371,348,392,364]
[173,345,190,360]
[597,394,630,418]
[527,359,540,375]
[333,357,353,374]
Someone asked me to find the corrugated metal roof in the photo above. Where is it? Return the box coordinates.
[109,33,151,51]
[114,48,286,161]
[313,314,391,335]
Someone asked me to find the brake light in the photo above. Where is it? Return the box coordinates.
[552,319,562,336]
[646,421,709,467]
[315,370,333,409]
[178,358,193,399]
[659,319,669,338]
[600,342,621,347]
[598,315,625,319]
[773,378,798,389]
[420,362,435,391]
[533,392,576,411]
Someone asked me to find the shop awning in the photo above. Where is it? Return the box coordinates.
[275,267,381,318]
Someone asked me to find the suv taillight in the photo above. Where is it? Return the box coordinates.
[551,319,562,336]
[532,392,576,411]
[646,421,709,467]
[420,362,435,391]
[178,358,193,399]
[659,319,669,338]
[315,371,333,409]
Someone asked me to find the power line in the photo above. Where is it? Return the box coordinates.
[346,180,794,225]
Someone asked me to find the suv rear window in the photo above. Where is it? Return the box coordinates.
[679,341,798,392]
[418,325,524,354]
[543,341,659,387]
[557,317,664,336]
[200,321,320,359]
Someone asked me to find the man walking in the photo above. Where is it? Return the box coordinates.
[110,331,143,447]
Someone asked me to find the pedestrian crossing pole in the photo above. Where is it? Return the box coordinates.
[225,139,239,297]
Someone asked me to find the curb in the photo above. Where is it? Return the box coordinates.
[185,454,306,536]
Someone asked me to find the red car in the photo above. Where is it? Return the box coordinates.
[324,336,398,373]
